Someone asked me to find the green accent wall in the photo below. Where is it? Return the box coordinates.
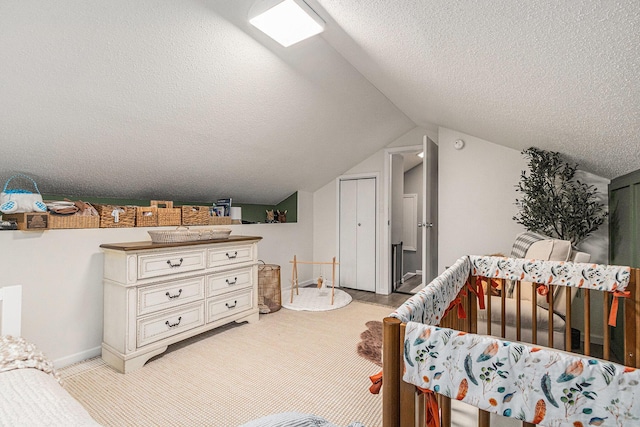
[608,169,640,362]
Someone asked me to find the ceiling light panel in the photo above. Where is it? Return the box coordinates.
[249,0,325,47]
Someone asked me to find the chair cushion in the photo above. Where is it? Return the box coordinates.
[520,239,572,314]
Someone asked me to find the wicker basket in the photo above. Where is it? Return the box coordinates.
[198,228,232,240]
[49,213,99,229]
[136,206,159,227]
[94,204,136,228]
[181,205,210,226]
[258,263,281,313]
[150,200,181,226]
[148,227,200,243]
[209,216,232,225]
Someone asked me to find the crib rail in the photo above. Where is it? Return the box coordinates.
[383,267,640,427]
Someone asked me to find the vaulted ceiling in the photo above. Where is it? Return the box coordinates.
[1,1,638,204]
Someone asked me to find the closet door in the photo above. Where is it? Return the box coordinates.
[339,177,376,292]
[356,178,376,292]
[339,180,358,289]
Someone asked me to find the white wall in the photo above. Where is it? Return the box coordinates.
[438,127,527,272]
[0,191,313,367]
[313,126,434,293]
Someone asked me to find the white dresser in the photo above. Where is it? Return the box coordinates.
[100,236,262,373]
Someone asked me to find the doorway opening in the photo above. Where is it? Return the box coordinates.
[384,137,438,296]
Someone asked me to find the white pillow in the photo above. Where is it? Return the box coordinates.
[520,239,572,310]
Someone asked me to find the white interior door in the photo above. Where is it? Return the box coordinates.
[356,178,376,292]
[339,180,357,288]
[421,136,438,284]
[339,177,376,292]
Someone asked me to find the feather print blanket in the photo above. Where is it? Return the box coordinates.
[404,324,640,427]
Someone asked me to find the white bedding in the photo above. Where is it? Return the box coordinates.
[0,368,100,427]
[0,335,100,426]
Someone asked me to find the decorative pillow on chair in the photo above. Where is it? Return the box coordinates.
[519,239,572,310]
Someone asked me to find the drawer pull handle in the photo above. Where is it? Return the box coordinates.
[165,289,183,299]
[166,258,184,268]
[226,277,238,285]
[225,301,238,309]
[165,316,182,328]
[226,251,238,259]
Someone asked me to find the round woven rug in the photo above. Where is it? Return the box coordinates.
[281,287,352,311]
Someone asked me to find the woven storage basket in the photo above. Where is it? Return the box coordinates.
[258,263,281,313]
[181,205,209,226]
[94,204,136,228]
[150,200,181,226]
[198,228,232,240]
[136,206,159,227]
[148,227,200,243]
[209,216,232,225]
[49,213,99,229]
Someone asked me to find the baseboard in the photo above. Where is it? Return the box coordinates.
[54,346,102,369]
[416,270,423,275]
[403,272,416,280]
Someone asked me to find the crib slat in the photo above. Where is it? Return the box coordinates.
[440,395,451,427]
[565,286,572,351]
[500,279,506,338]
[531,283,538,345]
[478,409,490,427]
[382,317,401,427]
[548,284,554,348]
[470,276,478,334]
[603,292,610,360]
[486,278,492,336]
[584,289,591,356]
[516,281,522,341]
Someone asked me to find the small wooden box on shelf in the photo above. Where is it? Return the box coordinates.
[3,212,49,230]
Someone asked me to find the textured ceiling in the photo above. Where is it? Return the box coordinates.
[314,0,640,179]
[0,0,413,204]
[0,1,638,205]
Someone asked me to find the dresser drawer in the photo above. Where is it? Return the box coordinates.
[137,250,206,280]
[207,244,253,268]
[138,277,205,316]
[206,267,253,297]
[137,302,205,347]
[207,289,253,323]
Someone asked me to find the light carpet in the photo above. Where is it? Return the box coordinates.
[59,301,393,427]
[281,287,352,311]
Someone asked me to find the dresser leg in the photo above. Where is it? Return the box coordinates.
[102,344,168,374]
[238,311,260,324]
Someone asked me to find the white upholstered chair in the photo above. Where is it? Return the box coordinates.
[477,234,590,350]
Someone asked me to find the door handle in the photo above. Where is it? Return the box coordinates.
[418,222,433,228]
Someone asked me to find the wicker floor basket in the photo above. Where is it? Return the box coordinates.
[258,263,281,313]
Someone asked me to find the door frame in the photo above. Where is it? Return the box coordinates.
[336,173,380,293]
[382,144,423,295]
